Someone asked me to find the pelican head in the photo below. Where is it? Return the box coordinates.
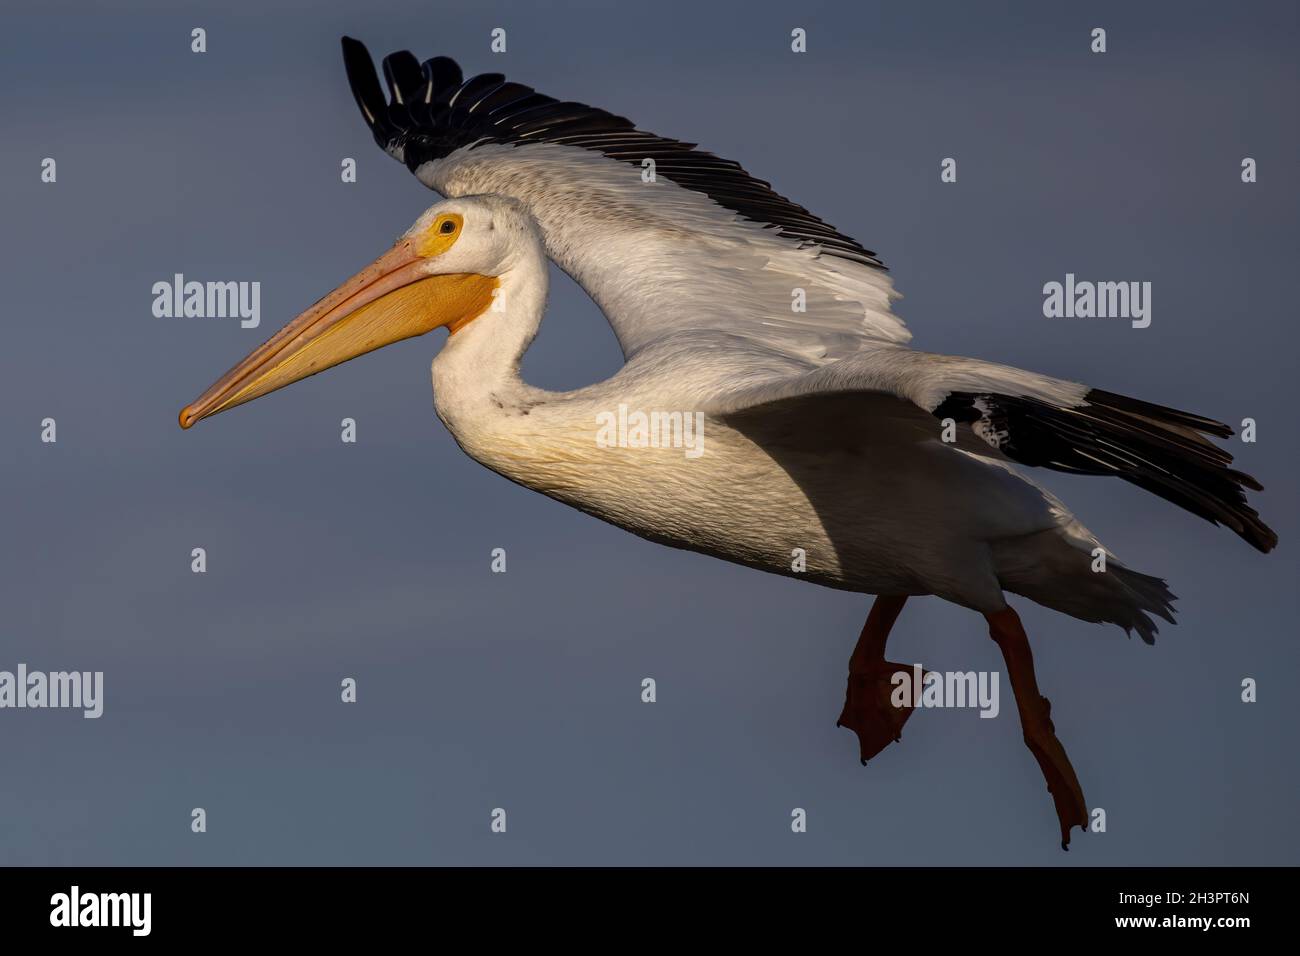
[178,195,534,429]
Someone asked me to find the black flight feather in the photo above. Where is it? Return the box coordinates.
[340,36,884,270]
[932,389,1277,553]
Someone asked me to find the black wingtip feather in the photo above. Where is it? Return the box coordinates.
[341,36,389,135]
[382,51,424,106]
[338,36,884,269]
[422,57,464,100]
[1087,388,1235,439]
[934,388,1279,554]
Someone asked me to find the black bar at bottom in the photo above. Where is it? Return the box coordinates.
[0,866,1281,940]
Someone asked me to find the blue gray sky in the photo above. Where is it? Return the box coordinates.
[1,0,1297,865]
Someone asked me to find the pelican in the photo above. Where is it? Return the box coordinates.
[179,38,1277,848]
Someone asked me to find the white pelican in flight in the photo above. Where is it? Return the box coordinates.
[179,38,1277,848]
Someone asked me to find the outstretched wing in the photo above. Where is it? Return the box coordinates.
[341,37,906,363]
[694,340,1277,553]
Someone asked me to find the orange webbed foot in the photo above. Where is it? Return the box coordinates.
[1021,695,1089,849]
[836,660,925,765]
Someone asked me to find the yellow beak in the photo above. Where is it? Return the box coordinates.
[179,237,497,429]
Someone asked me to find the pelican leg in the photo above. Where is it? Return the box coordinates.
[985,606,1089,849]
[837,595,919,765]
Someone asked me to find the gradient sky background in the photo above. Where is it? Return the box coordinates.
[1,0,1297,865]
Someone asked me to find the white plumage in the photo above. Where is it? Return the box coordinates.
[425,195,1168,637]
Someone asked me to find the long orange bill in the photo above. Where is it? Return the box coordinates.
[179,237,496,429]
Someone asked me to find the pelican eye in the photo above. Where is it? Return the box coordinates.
[418,212,465,256]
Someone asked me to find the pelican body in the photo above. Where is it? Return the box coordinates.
[179,40,1277,848]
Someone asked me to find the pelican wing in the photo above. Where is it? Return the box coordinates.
[342,37,906,363]
[696,341,1276,553]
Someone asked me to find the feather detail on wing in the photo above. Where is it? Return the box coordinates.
[701,343,1277,553]
[341,37,906,362]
